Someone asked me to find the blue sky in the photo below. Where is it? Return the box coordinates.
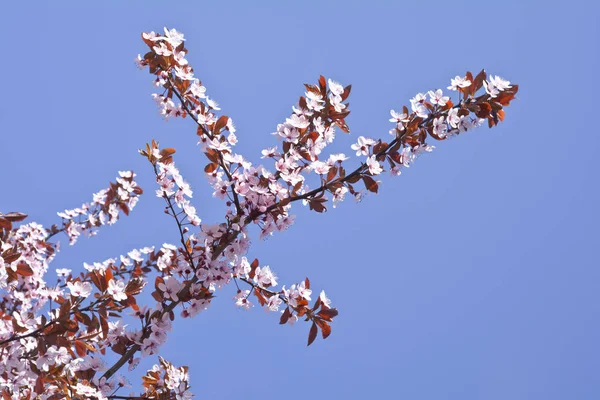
[1,1,599,399]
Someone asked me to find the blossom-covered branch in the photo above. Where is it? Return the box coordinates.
[0,26,518,399]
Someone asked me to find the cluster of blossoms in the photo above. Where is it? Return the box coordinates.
[0,27,517,398]
[55,171,142,245]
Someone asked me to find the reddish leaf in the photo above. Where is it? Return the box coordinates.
[279,307,291,325]
[0,218,11,230]
[15,262,34,277]
[373,141,388,155]
[464,71,475,96]
[495,89,517,106]
[304,83,320,95]
[362,176,379,193]
[475,102,492,118]
[1,212,28,222]
[335,119,350,133]
[2,251,21,264]
[307,131,320,143]
[204,162,218,173]
[474,69,486,92]
[118,202,130,216]
[341,84,352,101]
[318,75,327,94]
[249,258,259,279]
[213,115,229,133]
[74,340,87,357]
[497,109,505,122]
[309,198,327,213]
[35,375,45,397]
[318,308,339,321]
[159,147,176,158]
[307,322,318,346]
[99,306,109,340]
[304,277,310,290]
[316,319,332,339]
[254,288,267,306]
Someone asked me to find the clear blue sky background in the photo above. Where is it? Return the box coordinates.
[1,1,599,399]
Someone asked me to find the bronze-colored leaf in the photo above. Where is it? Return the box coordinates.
[1,212,28,222]
[307,322,318,346]
[249,258,259,279]
[341,84,352,101]
[335,119,350,133]
[15,262,34,277]
[213,115,229,133]
[475,102,492,118]
[495,89,517,106]
[474,69,486,93]
[204,162,218,173]
[279,307,291,325]
[2,251,21,264]
[318,308,339,321]
[316,319,332,339]
[74,340,87,357]
[362,176,378,193]
[497,109,505,121]
[254,288,267,306]
[326,166,338,183]
[319,75,327,94]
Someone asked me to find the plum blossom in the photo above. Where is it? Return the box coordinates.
[366,155,383,175]
[56,268,71,277]
[484,75,512,98]
[319,290,332,308]
[488,75,511,91]
[447,108,460,128]
[261,146,277,158]
[332,186,348,208]
[67,281,92,298]
[310,161,331,175]
[330,94,346,113]
[266,295,283,312]
[328,79,344,96]
[254,265,278,287]
[389,109,408,124]
[163,27,185,47]
[206,97,220,110]
[286,114,310,129]
[107,279,128,301]
[351,136,376,156]
[411,102,428,119]
[328,153,349,164]
[153,42,172,57]
[190,80,207,98]
[447,75,472,91]
[432,116,448,138]
[158,276,183,302]
[428,89,449,106]
[234,290,253,310]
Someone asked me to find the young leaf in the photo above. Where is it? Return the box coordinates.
[308,322,318,346]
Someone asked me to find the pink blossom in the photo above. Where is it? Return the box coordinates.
[351,136,375,156]
[107,279,128,301]
[428,89,449,106]
[328,79,344,96]
[366,155,383,175]
[158,277,183,301]
[234,290,253,310]
[433,116,448,138]
[67,281,92,298]
[447,75,472,91]
[255,265,278,287]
